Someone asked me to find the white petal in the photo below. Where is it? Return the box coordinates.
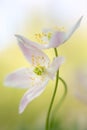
[15,34,45,49]
[15,35,50,67]
[46,31,65,48]
[64,16,83,42]
[47,56,65,79]
[44,16,83,48]
[4,68,36,88]
[19,78,49,113]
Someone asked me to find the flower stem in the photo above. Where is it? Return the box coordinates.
[50,77,67,126]
[54,48,58,57]
[57,77,67,110]
[45,48,59,130]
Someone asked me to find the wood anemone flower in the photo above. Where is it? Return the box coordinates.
[4,36,65,114]
[15,16,83,50]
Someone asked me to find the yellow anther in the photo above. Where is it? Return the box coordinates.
[34,33,44,43]
[32,55,35,65]
[39,33,42,38]
[30,77,35,80]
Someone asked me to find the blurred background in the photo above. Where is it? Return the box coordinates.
[0,0,87,130]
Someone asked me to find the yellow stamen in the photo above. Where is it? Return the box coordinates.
[34,26,65,44]
[34,32,49,44]
[32,55,35,65]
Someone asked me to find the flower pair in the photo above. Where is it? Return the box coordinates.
[4,16,82,113]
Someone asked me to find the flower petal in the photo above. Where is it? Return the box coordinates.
[45,16,83,48]
[15,34,45,49]
[4,68,36,88]
[19,78,49,113]
[15,35,50,67]
[47,56,65,79]
[64,16,83,42]
[46,31,65,48]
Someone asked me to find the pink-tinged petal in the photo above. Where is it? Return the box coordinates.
[4,68,36,88]
[15,34,45,49]
[15,35,50,67]
[19,78,49,113]
[47,56,65,79]
[46,31,65,48]
[45,16,83,48]
[64,16,83,42]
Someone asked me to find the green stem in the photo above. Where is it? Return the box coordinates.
[54,48,58,57]
[58,77,67,110]
[50,77,67,126]
[45,48,59,130]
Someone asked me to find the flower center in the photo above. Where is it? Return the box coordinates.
[33,66,45,76]
[34,32,52,44]
[34,26,64,44]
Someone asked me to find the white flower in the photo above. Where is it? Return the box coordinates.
[15,16,83,50]
[4,36,65,113]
